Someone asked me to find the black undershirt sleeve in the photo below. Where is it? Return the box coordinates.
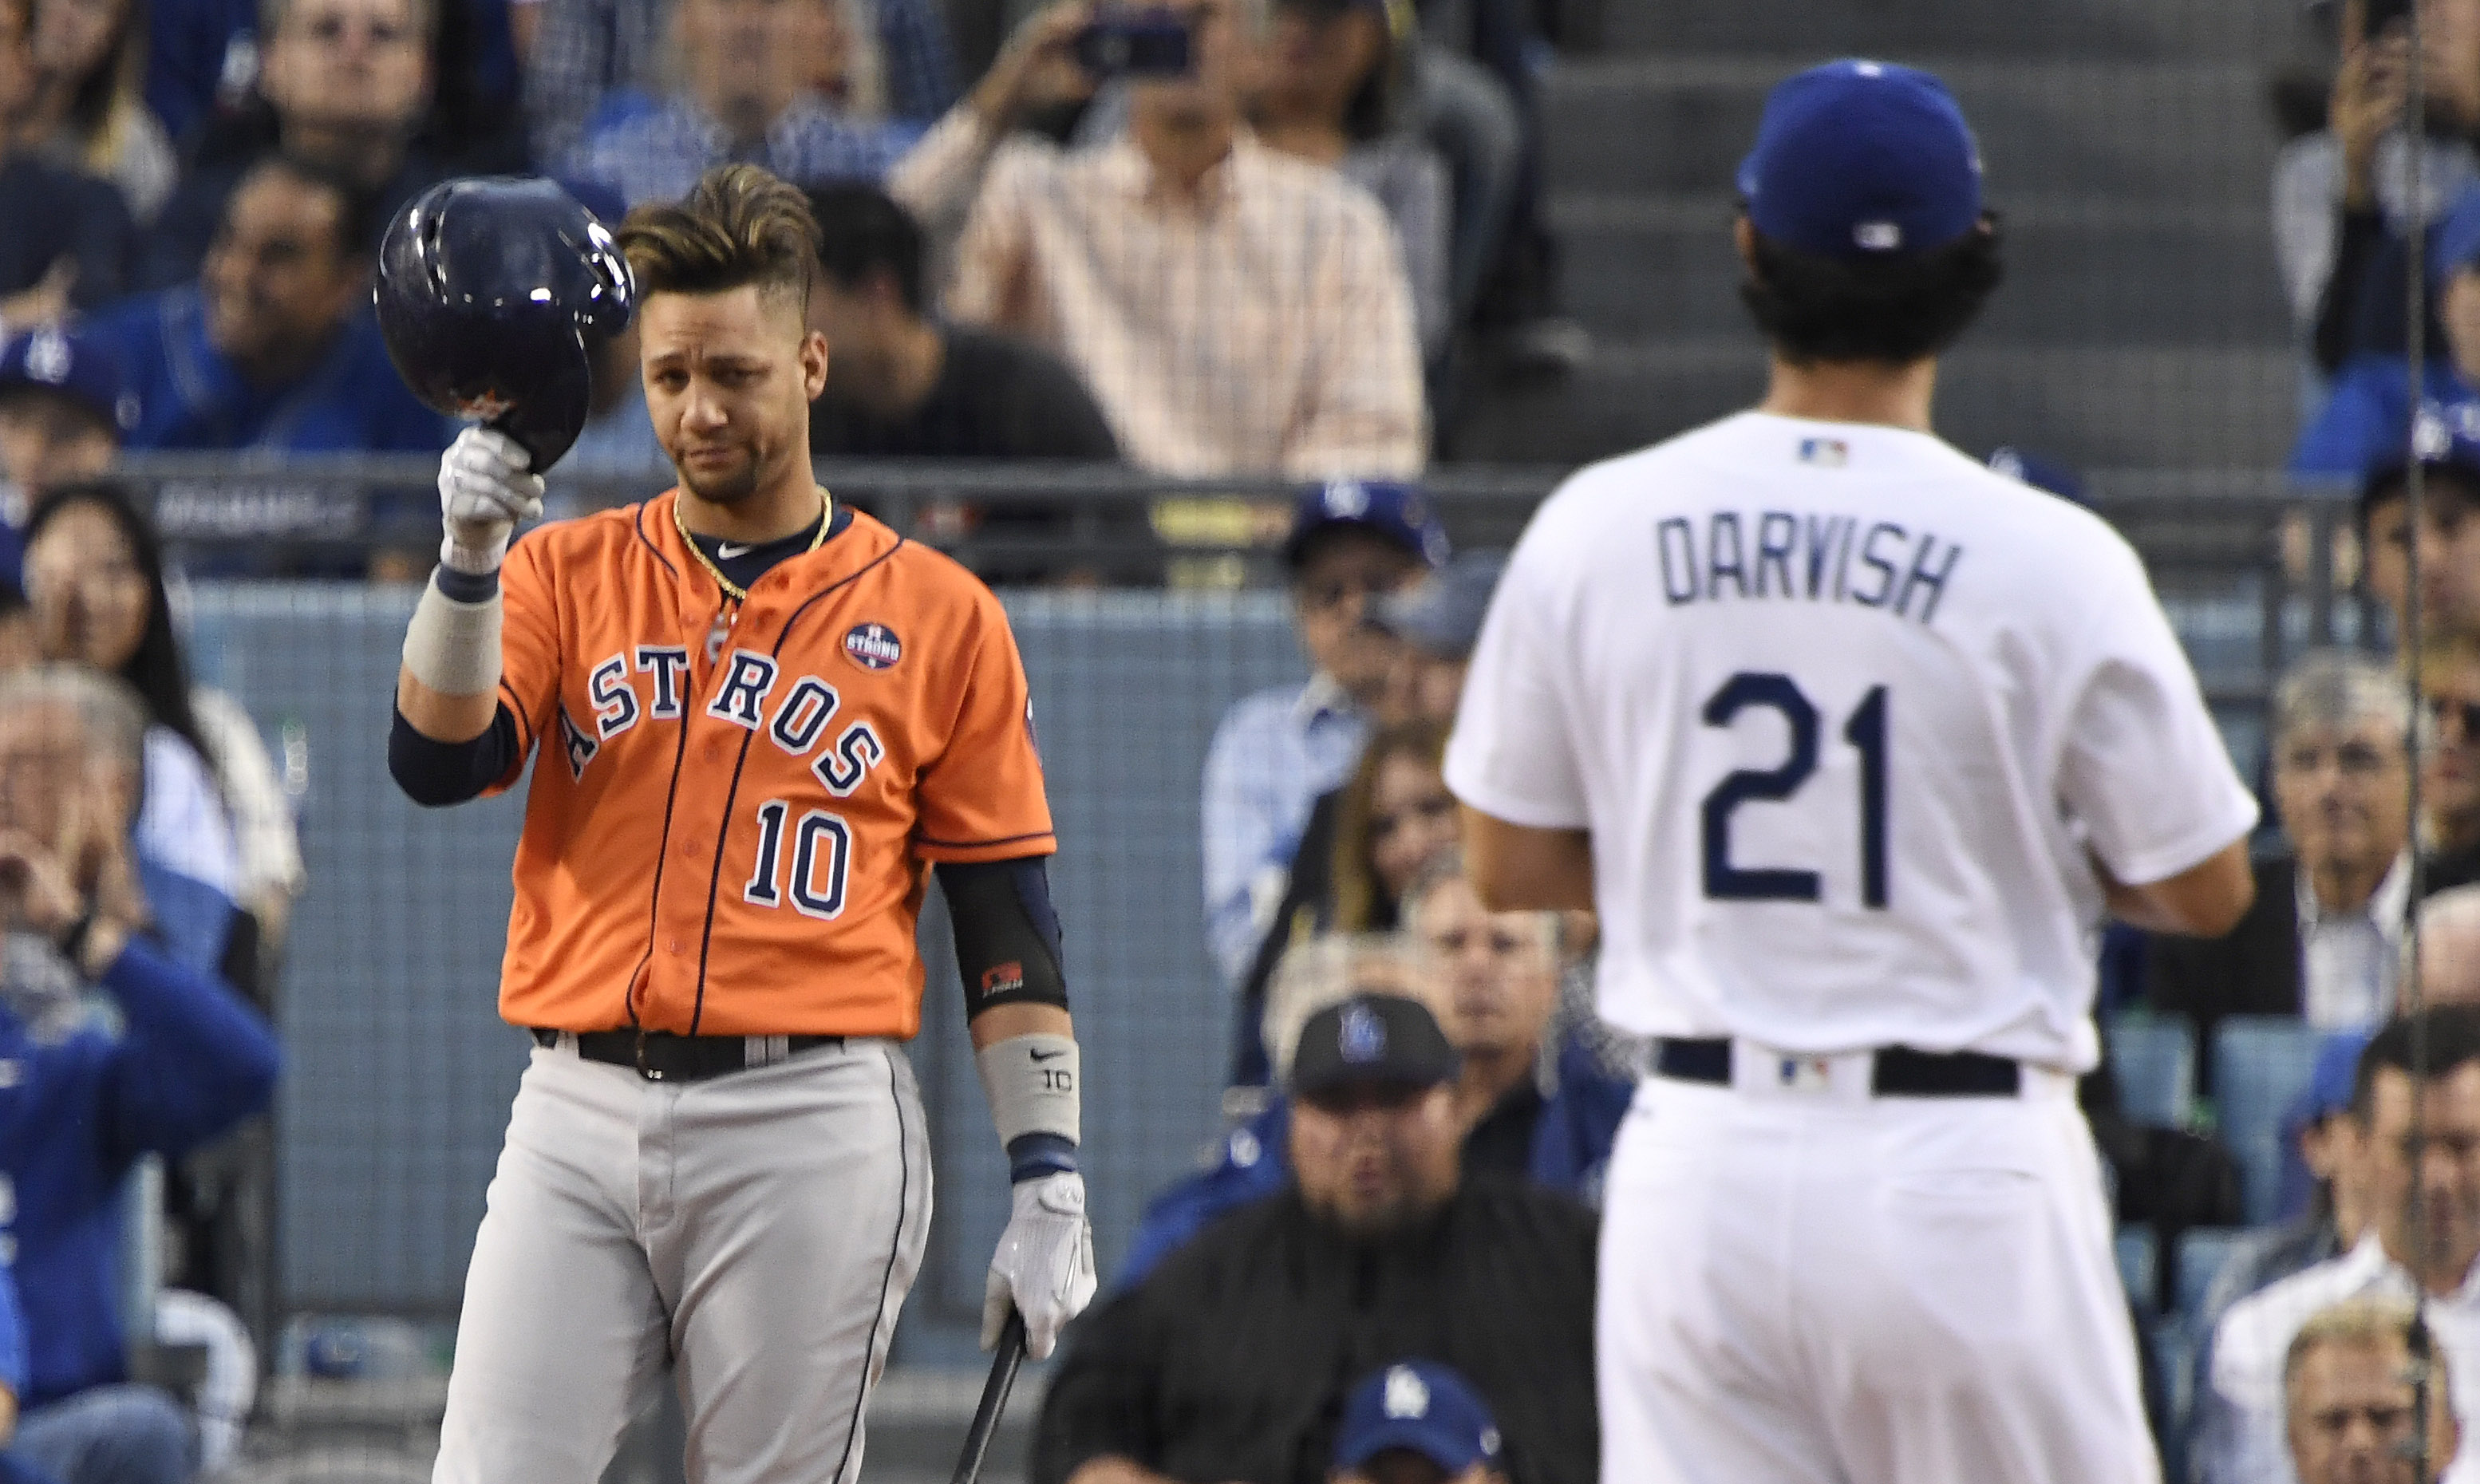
[939,856,1069,1016]
[2312,205,2388,375]
[389,704,522,807]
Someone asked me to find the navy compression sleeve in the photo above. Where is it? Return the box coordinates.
[389,704,521,807]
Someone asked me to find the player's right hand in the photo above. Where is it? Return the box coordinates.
[438,425,545,575]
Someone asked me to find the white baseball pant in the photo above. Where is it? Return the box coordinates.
[432,1035,934,1484]
[1598,1052,2158,1484]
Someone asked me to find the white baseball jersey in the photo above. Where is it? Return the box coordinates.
[1445,410,2258,1072]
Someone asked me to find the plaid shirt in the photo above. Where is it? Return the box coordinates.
[523,0,957,164]
[2197,1232,2480,1484]
[565,95,924,207]
[892,112,1427,478]
[1199,673,1367,989]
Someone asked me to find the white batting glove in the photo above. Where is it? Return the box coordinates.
[983,1170,1096,1360]
[437,426,545,574]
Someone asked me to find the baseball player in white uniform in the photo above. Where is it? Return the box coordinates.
[1444,61,2261,1482]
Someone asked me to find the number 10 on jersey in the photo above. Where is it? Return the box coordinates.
[1700,673,1889,908]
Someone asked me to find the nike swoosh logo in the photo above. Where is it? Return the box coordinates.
[717,542,754,558]
[1031,1048,1067,1062]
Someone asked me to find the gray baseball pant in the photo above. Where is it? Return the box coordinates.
[432,1035,934,1484]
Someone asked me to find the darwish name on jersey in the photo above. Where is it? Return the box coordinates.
[1655,510,1965,627]
[555,645,887,793]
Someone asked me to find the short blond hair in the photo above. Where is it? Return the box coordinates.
[2284,1298,2448,1399]
[618,164,819,310]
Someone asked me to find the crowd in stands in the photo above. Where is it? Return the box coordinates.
[0,0,1586,579]
[0,466,294,1482]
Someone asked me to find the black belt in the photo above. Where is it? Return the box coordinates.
[1654,1037,2023,1098]
[531,1028,843,1083]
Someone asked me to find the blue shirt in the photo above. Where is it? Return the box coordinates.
[2290,354,2480,479]
[564,97,924,208]
[0,937,278,1406]
[88,287,454,454]
[1199,674,1365,987]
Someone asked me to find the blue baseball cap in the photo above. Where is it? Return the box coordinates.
[2360,404,2480,516]
[1283,479,1450,570]
[0,326,136,436]
[1334,1361,1503,1475]
[1738,59,1984,259]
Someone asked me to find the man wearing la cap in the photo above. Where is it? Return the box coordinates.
[2355,416,2480,641]
[1033,993,1596,1484]
[1448,60,2257,1482]
[0,327,132,583]
[1329,1361,1510,1484]
[1202,480,1447,1004]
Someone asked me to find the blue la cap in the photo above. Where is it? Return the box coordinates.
[1283,479,1450,570]
[1334,1361,1503,1475]
[2360,402,2480,517]
[0,326,136,436]
[1738,59,1983,260]
[1987,446,2089,508]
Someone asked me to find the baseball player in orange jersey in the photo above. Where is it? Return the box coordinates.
[387,164,1098,1483]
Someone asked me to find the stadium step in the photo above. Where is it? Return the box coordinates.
[1542,56,2285,205]
[1554,192,2290,345]
[1446,340,2302,470]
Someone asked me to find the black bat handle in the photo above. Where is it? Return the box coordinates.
[950,1308,1029,1484]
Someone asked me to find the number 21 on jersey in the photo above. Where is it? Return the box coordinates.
[1699,672,1889,908]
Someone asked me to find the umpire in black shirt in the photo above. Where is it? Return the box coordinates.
[1033,994,1598,1484]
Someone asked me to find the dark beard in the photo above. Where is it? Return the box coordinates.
[675,452,763,506]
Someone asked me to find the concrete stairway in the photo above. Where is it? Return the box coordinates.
[1455,3,2311,471]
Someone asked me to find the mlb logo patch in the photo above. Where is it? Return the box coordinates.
[1798,438,1849,468]
[843,622,902,671]
[1777,1057,1832,1092]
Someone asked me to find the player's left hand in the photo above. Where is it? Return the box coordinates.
[983,1170,1096,1360]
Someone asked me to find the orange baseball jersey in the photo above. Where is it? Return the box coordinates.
[483,493,1054,1039]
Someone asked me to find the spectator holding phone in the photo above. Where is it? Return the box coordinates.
[2277,0,2480,377]
[891,0,1426,478]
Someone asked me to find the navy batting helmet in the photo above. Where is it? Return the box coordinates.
[376,176,636,472]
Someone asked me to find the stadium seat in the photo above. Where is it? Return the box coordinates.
[2106,1012,2196,1128]
[2212,1018,2324,1224]
[2174,1225,2252,1327]
[2115,1225,2159,1314]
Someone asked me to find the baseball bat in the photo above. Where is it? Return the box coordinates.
[950,1308,1029,1484]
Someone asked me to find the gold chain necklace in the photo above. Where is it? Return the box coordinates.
[673,486,834,602]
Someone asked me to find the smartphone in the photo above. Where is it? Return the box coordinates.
[1072,9,1193,78]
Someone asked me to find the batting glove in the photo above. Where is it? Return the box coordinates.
[984,1170,1096,1360]
[437,425,545,575]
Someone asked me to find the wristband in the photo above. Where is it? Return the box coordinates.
[402,570,504,697]
[1006,1132,1079,1182]
[976,1033,1080,1173]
